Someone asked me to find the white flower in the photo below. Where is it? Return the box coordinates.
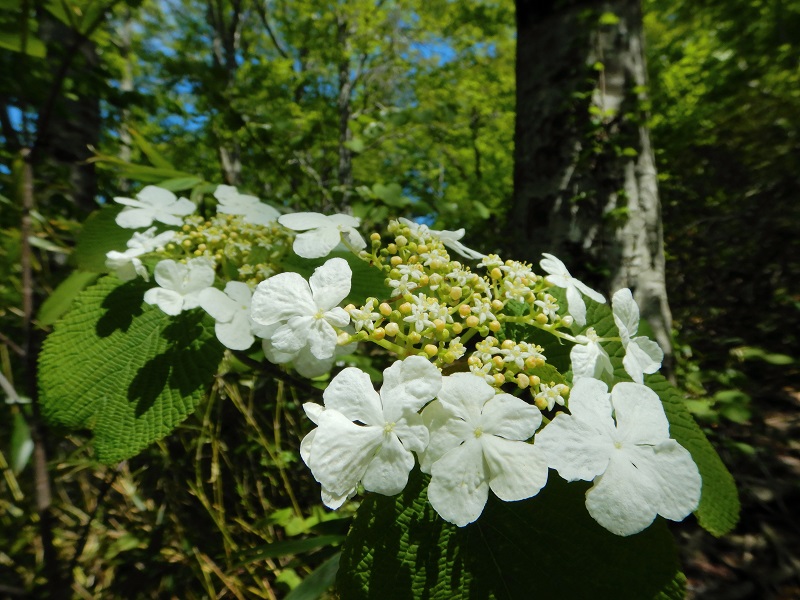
[347,299,380,333]
[534,382,570,411]
[535,378,701,536]
[420,373,548,527]
[105,227,176,281]
[301,356,441,508]
[278,212,366,259]
[143,258,216,316]
[612,289,664,384]
[539,253,605,326]
[199,281,255,350]
[213,185,280,226]
[570,327,613,380]
[114,186,196,229]
[399,218,485,260]
[250,257,351,377]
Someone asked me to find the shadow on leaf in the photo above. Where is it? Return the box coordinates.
[97,280,148,337]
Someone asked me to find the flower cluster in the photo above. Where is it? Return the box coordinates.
[102,184,702,537]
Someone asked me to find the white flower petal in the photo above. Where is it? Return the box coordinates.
[138,185,178,206]
[611,382,671,444]
[482,436,548,502]
[573,279,606,304]
[535,414,614,481]
[623,337,664,383]
[323,367,384,426]
[271,319,311,355]
[380,355,442,419]
[437,372,494,424]
[342,227,367,251]
[584,453,661,536]
[199,287,237,323]
[323,307,350,328]
[251,272,316,326]
[361,433,415,496]
[143,288,184,316]
[300,428,316,466]
[570,340,613,380]
[327,213,361,229]
[307,319,338,360]
[279,212,333,231]
[419,400,472,473]
[310,410,383,497]
[214,312,255,350]
[612,288,639,343]
[568,377,614,424]
[391,413,430,455]
[480,393,540,441]
[302,402,324,426]
[292,347,335,378]
[427,439,489,527]
[309,258,351,309]
[634,440,702,521]
[293,227,341,259]
[566,284,587,327]
[116,208,155,229]
[224,281,253,305]
[320,485,355,510]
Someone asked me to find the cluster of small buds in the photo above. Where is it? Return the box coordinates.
[348,220,577,410]
[169,214,292,286]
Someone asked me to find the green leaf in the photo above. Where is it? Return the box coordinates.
[343,138,366,153]
[338,470,683,600]
[285,553,341,600]
[10,412,33,474]
[38,271,99,326]
[72,206,134,272]
[0,28,46,58]
[372,183,408,208]
[156,176,204,192]
[232,535,344,567]
[128,129,175,170]
[39,277,224,464]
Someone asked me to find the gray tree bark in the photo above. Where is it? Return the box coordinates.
[509,0,673,364]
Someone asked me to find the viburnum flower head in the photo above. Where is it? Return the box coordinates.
[398,217,485,260]
[278,212,366,259]
[105,227,176,281]
[250,257,351,378]
[612,288,664,383]
[539,253,605,326]
[114,186,195,229]
[199,281,255,351]
[213,185,280,226]
[301,356,442,508]
[535,378,701,536]
[421,373,548,527]
[143,258,216,316]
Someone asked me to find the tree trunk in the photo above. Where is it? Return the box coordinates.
[509,0,673,364]
[336,15,354,207]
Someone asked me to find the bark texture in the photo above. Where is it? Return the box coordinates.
[510,0,673,362]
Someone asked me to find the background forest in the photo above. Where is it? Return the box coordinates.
[0,0,798,598]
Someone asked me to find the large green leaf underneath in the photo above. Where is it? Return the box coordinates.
[582,298,740,537]
[338,470,684,600]
[73,205,136,272]
[39,276,224,464]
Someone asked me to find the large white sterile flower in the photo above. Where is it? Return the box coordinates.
[398,218,485,260]
[214,185,280,226]
[143,258,216,316]
[250,258,351,377]
[612,288,664,384]
[570,327,613,381]
[114,186,196,229]
[539,253,605,326]
[199,281,255,350]
[105,227,176,281]
[535,378,701,536]
[301,356,442,508]
[278,212,366,259]
[420,373,548,527]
